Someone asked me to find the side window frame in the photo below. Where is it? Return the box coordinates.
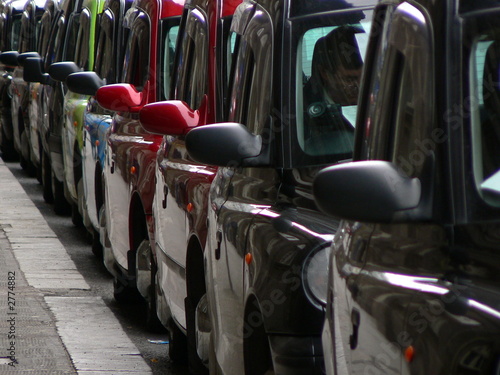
[158,16,181,101]
[174,8,208,110]
[74,8,91,69]
[228,7,272,137]
[356,2,435,182]
[355,6,393,161]
[62,10,81,62]
[122,12,150,91]
[94,9,114,81]
[463,9,500,215]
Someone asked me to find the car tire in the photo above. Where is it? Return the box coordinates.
[0,127,18,161]
[51,170,71,215]
[168,320,188,364]
[71,177,84,227]
[41,150,54,203]
[186,294,208,374]
[20,130,35,176]
[244,309,275,375]
[71,203,83,227]
[208,333,222,375]
[145,256,165,333]
[113,273,141,303]
[91,228,103,259]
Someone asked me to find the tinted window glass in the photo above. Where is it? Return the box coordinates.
[297,23,369,157]
[290,9,373,167]
[123,14,150,90]
[10,16,22,50]
[175,10,208,109]
[75,9,91,69]
[94,24,109,78]
[469,18,500,205]
[359,4,434,184]
[160,24,179,101]
[64,13,81,61]
[228,9,271,136]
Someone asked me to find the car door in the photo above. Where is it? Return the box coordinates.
[330,3,448,375]
[401,5,500,375]
[206,5,282,373]
[154,6,209,327]
[105,8,149,270]
[81,0,131,234]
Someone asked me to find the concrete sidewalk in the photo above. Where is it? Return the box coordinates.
[0,158,152,374]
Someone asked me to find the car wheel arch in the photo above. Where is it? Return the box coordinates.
[186,236,205,303]
[243,294,274,374]
[129,192,149,254]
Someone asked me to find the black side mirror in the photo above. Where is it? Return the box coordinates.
[0,51,20,67]
[23,57,51,84]
[67,71,105,96]
[185,122,263,167]
[18,52,40,67]
[48,61,81,82]
[313,160,429,223]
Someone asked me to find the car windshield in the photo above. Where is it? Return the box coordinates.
[296,18,370,159]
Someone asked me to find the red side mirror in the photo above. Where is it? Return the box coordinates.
[96,84,143,112]
[140,100,200,136]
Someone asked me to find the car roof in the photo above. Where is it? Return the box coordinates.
[160,0,184,18]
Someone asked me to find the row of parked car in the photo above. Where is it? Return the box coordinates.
[2,0,500,373]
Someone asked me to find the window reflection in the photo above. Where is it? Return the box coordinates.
[471,36,500,202]
[296,21,370,158]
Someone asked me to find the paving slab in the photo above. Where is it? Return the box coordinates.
[0,160,154,374]
[0,230,76,374]
[45,296,153,374]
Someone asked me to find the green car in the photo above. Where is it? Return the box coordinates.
[48,0,105,223]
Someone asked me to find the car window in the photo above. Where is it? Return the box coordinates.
[356,8,393,161]
[297,22,370,158]
[468,13,500,205]
[355,3,434,183]
[175,9,208,109]
[228,38,254,125]
[288,9,373,167]
[10,14,22,50]
[37,9,53,56]
[45,17,64,70]
[74,8,91,69]
[159,22,179,101]
[123,13,150,91]
[19,10,30,53]
[94,14,112,81]
[63,12,81,61]
[220,16,237,121]
[227,8,272,136]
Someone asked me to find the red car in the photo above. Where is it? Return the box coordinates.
[138,0,240,370]
[95,0,184,326]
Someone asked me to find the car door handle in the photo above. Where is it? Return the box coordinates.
[162,185,168,209]
[215,231,222,260]
[350,309,360,350]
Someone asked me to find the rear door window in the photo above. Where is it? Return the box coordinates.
[467,10,500,207]
[356,3,435,181]
[123,12,150,91]
[173,8,208,109]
